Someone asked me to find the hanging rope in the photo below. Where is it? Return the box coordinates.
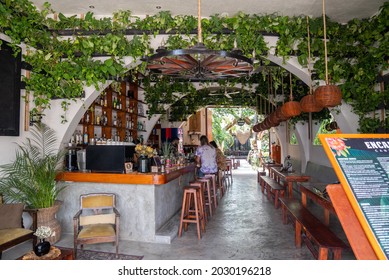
[306,16,313,95]
[289,72,293,101]
[197,0,202,43]
[322,0,329,84]
[281,72,284,104]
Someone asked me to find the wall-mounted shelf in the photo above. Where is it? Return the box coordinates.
[76,81,140,143]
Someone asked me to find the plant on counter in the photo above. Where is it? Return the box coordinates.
[135,144,155,158]
[160,142,172,159]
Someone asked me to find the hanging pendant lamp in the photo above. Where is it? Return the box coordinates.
[300,16,323,113]
[275,73,289,121]
[313,0,342,107]
[281,73,302,118]
[142,0,253,81]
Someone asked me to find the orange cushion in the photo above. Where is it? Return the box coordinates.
[0,203,24,230]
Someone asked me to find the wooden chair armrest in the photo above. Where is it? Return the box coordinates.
[73,210,82,220]
[113,207,120,217]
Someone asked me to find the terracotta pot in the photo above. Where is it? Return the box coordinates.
[300,94,323,112]
[281,101,302,118]
[314,84,342,107]
[37,201,62,244]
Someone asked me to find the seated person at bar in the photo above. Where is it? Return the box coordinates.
[209,140,227,171]
[195,135,217,178]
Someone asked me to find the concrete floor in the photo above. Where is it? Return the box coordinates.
[2,160,355,260]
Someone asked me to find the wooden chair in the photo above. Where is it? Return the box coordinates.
[73,193,120,258]
[0,203,37,259]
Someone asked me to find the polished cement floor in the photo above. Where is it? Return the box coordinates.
[2,160,355,260]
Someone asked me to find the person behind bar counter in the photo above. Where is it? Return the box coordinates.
[195,135,217,178]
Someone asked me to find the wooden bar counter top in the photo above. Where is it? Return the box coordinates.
[57,163,195,185]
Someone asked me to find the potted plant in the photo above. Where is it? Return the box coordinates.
[0,122,66,243]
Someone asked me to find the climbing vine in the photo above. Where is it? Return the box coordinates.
[0,0,387,130]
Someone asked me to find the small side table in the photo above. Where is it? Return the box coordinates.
[18,246,73,260]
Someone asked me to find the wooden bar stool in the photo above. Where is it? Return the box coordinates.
[225,159,233,184]
[178,186,205,239]
[217,169,225,197]
[203,174,218,208]
[189,181,208,224]
[195,177,214,217]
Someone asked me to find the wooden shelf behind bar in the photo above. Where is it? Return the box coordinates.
[57,163,195,185]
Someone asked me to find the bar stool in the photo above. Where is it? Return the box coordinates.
[195,177,214,217]
[218,169,225,197]
[178,186,205,239]
[189,181,208,223]
[225,159,233,184]
[203,173,218,208]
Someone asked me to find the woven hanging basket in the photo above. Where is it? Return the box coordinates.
[252,123,261,132]
[275,107,289,121]
[281,101,302,118]
[314,84,342,107]
[258,122,267,131]
[268,112,281,126]
[263,118,273,129]
[300,94,323,112]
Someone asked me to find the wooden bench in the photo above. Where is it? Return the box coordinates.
[279,197,348,260]
[259,175,285,208]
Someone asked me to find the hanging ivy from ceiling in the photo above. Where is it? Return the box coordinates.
[0,0,388,131]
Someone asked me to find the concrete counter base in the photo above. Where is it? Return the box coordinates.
[57,170,194,243]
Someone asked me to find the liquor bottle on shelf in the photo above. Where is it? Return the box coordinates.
[104,94,108,107]
[95,113,101,125]
[75,130,81,145]
[83,127,89,145]
[113,97,117,109]
[113,116,117,127]
[101,111,108,126]
[70,133,75,145]
[100,94,104,106]
[85,111,90,124]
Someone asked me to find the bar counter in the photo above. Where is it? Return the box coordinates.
[57,163,195,185]
[56,164,195,244]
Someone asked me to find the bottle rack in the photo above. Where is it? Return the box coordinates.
[77,81,141,144]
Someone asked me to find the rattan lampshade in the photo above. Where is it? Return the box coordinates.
[300,94,323,112]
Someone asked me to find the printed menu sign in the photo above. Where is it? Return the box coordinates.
[319,134,389,260]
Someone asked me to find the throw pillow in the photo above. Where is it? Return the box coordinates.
[0,203,24,230]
